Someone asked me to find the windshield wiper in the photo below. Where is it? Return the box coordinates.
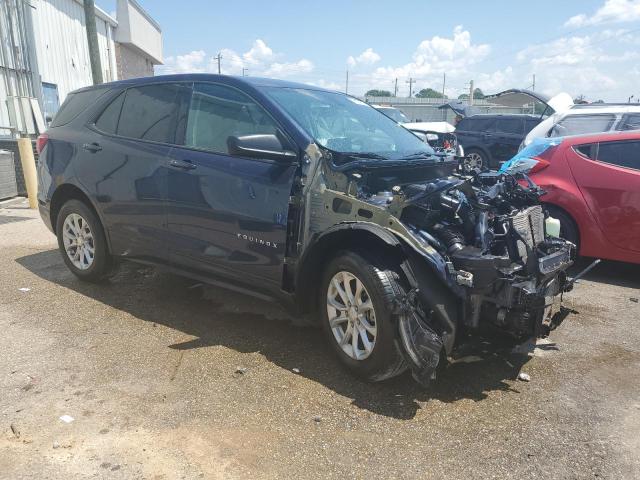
[343,151,389,160]
[399,151,436,160]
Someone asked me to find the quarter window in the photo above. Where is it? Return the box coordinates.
[185,83,279,155]
[94,92,125,134]
[616,113,640,131]
[596,141,640,171]
[116,84,188,144]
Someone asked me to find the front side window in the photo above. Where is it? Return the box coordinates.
[550,114,616,137]
[185,83,279,154]
[466,117,496,133]
[116,84,187,144]
[597,141,640,171]
[263,87,434,163]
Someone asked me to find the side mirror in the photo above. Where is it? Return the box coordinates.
[227,134,297,162]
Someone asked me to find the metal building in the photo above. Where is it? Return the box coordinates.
[0,0,163,139]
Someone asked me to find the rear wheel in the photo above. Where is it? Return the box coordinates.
[320,251,407,382]
[56,199,113,282]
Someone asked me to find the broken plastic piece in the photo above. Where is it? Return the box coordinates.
[59,415,74,424]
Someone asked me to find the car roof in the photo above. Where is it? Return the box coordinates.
[463,114,541,120]
[561,129,640,145]
[564,104,640,115]
[70,74,333,94]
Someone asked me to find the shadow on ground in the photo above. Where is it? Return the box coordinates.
[17,249,540,420]
[571,257,640,290]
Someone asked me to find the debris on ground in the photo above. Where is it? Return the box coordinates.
[292,368,301,374]
[313,416,322,423]
[59,415,74,424]
[18,288,30,292]
[10,423,20,438]
[233,366,248,378]
[188,283,204,289]
[518,372,531,382]
[52,441,60,449]
[630,297,638,303]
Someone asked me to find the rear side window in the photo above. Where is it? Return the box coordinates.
[596,141,640,170]
[50,87,109,127]
[550,114,616,137]
[116,84,188,144]
[185,83,279,154]
[616,113,640,131]
[496,117,523,134]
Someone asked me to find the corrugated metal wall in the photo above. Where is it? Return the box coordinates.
[30,0,116,103]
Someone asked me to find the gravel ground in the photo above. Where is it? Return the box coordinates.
[1,197,639,479]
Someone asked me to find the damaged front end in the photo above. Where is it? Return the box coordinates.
[298,145,579,386]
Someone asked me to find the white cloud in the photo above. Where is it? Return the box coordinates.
[347,48,381,67]
[565,0,640,27]
[160,50,208,74]
[157,39,313,79]
[264,59,314,77]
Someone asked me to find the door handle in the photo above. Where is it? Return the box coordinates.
[83,142,102,153]
[169,159,197,170]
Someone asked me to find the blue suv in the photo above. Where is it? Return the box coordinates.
[37,74,576,386]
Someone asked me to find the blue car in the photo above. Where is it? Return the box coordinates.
[37,74,577,386]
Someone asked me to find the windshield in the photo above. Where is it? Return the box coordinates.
[377,107,409,123]
[263,87,434,163]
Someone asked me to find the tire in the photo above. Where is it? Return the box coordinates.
[545,205,580,250]
[56,199,113,282]
[464,148,488,170]
[320,251,407,382]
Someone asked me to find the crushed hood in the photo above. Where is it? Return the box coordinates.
[485,89,574,114]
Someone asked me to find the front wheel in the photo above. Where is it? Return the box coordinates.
[320,252,407,382]
[464,149,487,170]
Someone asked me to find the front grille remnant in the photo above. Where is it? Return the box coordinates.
[511,205,545,259]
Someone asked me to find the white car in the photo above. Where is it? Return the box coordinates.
[485,89,640,150]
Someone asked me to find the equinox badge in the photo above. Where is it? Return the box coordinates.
[236,233,278,249]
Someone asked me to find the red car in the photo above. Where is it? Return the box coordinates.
[526,131,640,264]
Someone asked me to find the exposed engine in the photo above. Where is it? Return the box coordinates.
[357,166,576,340]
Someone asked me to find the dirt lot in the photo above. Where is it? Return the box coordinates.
[1,197,639,479]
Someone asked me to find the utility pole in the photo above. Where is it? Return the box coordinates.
[345,70,349,94]
[441,72,446,99]
[83,0,102,84]
[532,74,536,92]
[394,78,398,97]
[469,79,474,106]
[629,95,634,103]
[242,67,248,77]
[214,53,222,74]
[406,77,416,97]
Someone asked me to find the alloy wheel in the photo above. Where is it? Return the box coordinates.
[326,271,377,360]
[62,213,95,270]
[465,152,483,169]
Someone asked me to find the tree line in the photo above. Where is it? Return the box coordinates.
[365,87,485,99]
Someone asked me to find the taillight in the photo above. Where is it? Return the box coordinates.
[36,133,48,155]
[529,158,550,174]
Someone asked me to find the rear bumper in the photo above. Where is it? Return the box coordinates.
[38,201,54,234]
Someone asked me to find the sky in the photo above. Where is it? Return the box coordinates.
[99,0,640,101]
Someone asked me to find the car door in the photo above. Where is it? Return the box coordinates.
[75,83,190,263]
[567,139,640,252]
[489,117,524,164]
[166,82,298,288]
